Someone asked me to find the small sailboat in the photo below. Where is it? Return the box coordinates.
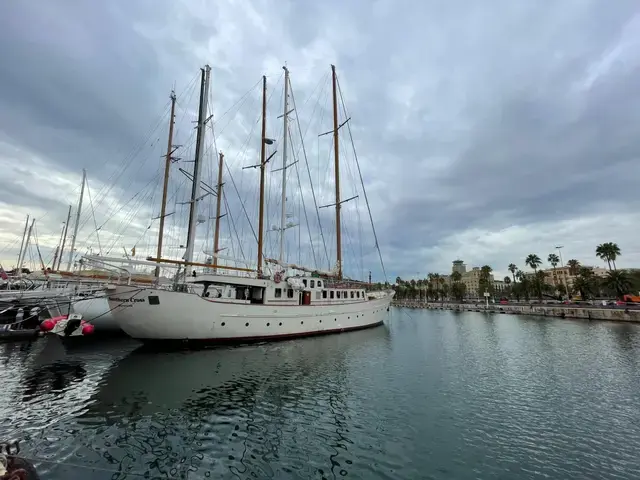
[87,64,393,345]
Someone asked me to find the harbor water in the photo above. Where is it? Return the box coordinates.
[1,308,639,479]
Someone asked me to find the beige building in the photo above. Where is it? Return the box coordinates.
[543,265,607,291]
[462,267,494,297]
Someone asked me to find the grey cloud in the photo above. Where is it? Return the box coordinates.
[2,0,640,280]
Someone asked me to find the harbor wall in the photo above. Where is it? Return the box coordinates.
[392,302,640,323]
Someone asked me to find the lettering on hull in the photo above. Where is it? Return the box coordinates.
[108,297,145,303]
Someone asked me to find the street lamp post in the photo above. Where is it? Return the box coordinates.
[556,245,570,300]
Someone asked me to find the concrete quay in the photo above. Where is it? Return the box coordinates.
[393,301,640,323]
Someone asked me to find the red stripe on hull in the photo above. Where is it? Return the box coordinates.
[134,320,384,349]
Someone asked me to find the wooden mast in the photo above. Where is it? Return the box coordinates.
[257,76,267,275]
[155,90,177,277]
[331,64,343,279]
[212,152,224,272]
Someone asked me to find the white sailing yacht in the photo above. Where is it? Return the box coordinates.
[93,64,394,345]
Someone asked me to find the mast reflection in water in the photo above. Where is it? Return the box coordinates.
[3,310,640,479]
[67,326,391,479]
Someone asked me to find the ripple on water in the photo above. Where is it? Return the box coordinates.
[1,313,640,479]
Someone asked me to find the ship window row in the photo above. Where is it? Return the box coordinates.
[273,287,364,300]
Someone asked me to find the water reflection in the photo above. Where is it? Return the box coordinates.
[3,312,640,479]
[37,326,392,479]
[22,361,87,401]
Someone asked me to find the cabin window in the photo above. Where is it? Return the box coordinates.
[336,291,341,299]
[275,288,282,298]
[317,281,322,288]
[323,290,327,299]
[343,291,348,298]
[303,279,308,287]
[310,280,315,288]
[287,289,294,298]
[330,291,334,299]
[315,292,321,300]
[357,291,360,298]
[361,291,364,298]
[350,291,354,299]
[227,289,232,297]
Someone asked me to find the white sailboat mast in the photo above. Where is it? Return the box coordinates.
[57,205,72,271]
[16,215,29,271]
[279,66,290,263]
[184,65,211,271]
[18,218,35,277]
[66,168,86,271]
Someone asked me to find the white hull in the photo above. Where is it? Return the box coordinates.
[72,293,119,333]
[107,285,393,343]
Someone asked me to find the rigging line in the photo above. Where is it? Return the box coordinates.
[84,174,102,254]
[90,99,172,205]
[222,189,246,262]
[95,171,163,231]
[102,179,158,255]
[224,161,258,243]
[288,79,329,269]
[105,183,158,253]
[289,126,317,269]
[336,76,388,282]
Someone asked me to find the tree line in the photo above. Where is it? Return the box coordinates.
[392,242,639,302]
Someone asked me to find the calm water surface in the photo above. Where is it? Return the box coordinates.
[1,309,640,479]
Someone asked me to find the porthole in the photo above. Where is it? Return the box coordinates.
[221,322,226,326]
[319,320,322,323]
[245,322,249,327]
[334,318,337,321]
[348,316,350,319]
[301,321,304,324]
[267,323,270,327]
[279,322,282,326]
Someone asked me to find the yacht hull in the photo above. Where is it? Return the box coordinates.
[107,286,393,344]
[72,293,120,333]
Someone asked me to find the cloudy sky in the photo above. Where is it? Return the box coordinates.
[1,0,639,282]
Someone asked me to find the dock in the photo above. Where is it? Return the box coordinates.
[393,301,640,322]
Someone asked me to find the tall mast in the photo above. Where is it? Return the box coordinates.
[57,205,72,271]
[212,152,224,273]
[52,220,66,270]
[19,219,35,277]
[155,90,177,277]
[16,215,29,271]
[184,65,211,273]
[331,64,343,279]
[279,66,290,263]
[257,76,267,275]
[66,168,86,271]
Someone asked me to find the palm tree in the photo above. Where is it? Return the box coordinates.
[547,253,560,293]
[525,254,542,272]
[508,263,517,283]
[567,259,580,276]
[451,271,462,283]
[596,242,621,270]
[503,276,511,297]
[603,270,632,300]
[573,267,596,300]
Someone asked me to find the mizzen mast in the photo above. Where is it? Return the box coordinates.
[257,76,267,275]
[155,90,177,277]
[212,152,224,273]
[279,66,291,263]
[331,65,343,279]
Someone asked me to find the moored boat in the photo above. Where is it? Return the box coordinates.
[96,64,393,345]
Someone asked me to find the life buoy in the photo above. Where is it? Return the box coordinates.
[274,272,283,283]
